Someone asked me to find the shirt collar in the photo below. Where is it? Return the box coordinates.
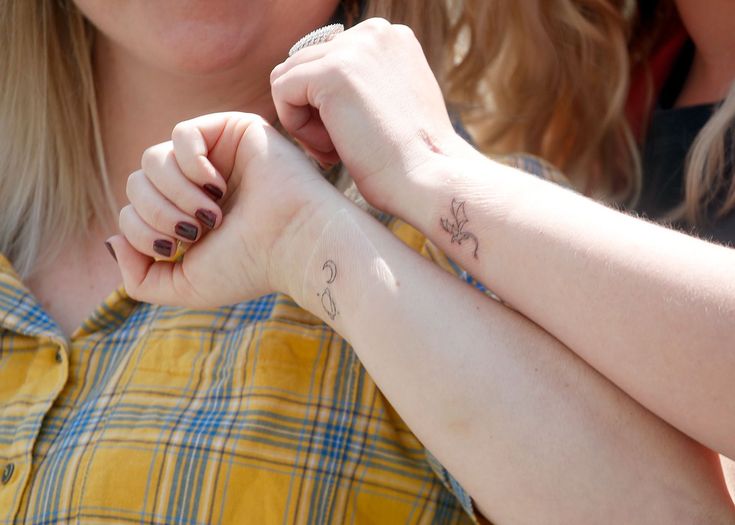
[72,286,138,339]
[0,253,138,342]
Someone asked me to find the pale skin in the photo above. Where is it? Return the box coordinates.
[90,10,735,524]
[27,0,341,334]
[18,0,732,522]
[676,0,735,495]
[269,0,735,499]
[272,0,735,491]
[110,111,735,524]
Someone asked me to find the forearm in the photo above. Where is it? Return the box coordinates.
[394,145,735,457]
[281,194,732,524]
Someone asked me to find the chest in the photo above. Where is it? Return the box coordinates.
[25,240,122,337]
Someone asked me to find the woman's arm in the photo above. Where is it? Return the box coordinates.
[280,189,733,524]
[269,17,735,460]
[392,147,735,460]
[109,113,733,523]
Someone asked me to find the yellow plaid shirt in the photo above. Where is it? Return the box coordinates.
[0,215,480,524]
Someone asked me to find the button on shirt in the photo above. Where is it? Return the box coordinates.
[1,463,13,485]
[0,216,477,525]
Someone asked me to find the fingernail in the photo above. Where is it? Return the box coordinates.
[203,184,224,201]
[104,241,117,262]
[153,239,173,257]
[175,221,199,241]
[317,160,336,172]
[195,209,216,229]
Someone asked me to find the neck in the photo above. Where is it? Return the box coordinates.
[95,34,277,207]
[674,0,735,107]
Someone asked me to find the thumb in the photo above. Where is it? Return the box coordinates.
[106,235,194,306]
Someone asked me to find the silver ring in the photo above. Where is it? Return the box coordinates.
[288,23,344,57]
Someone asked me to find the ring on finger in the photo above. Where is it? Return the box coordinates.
[288,23,344,57]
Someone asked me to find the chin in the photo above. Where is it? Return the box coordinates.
[152,27,262,75]
[78,0,341,76]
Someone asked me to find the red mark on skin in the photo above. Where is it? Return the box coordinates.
[419,129,445,155]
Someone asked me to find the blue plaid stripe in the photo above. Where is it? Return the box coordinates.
[0,252,474,524]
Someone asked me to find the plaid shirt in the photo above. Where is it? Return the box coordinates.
[0,216,477,525]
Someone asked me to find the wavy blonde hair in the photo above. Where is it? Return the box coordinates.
[450,0,735,226]
[679,84,735,224]
[446,0,638,200]
[4,1,732,279]
[0,0,466,278]
[0,0,115,278]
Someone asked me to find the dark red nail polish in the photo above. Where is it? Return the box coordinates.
[195,209,216,229]
[203,184,224,201]
[153,239,173,257]
[104,241,117,262]
[175,221,198,241]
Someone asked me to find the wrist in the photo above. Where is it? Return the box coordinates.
[388,137,486,226]
[273,193,403,332]
[375,132,484,220]
[381,145,532,268]
[267,186,350,305]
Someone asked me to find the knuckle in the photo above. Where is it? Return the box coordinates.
[118,204,133,230]
[140,141,171,171]
[171,122,187,142]
[140,145,157,171]
[171,123,197,154]
[233,113,264,138]
[326,52,354,79]
[234,122,260,160]
[125,170,143,200]
[270,64,283,85]
[245,112,268,127]
[270,76,285,97]
[124,282,142,301]
[161,148,179,174]
[393,24,416,41]
[363,17,390,32]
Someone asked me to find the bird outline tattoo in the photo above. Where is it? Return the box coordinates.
[440,198,479,259]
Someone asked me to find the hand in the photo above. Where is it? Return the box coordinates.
[270,18,474,214]
[106,112,338,307]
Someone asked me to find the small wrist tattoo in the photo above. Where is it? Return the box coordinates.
[440,198,479,259]
[317,259,339,320]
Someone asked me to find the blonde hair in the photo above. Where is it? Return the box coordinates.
[453,0,735,224]
[0,0,116,278]
[0,0,469,278]
[679,83,735,225]
[448,0,638,200]
[5,0,732,279]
